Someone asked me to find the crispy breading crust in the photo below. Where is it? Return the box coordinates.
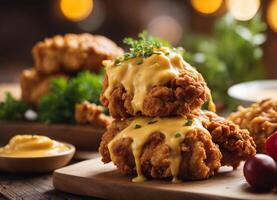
[75,101,113,127]
[99,119,222,180]
[32,34,123,75]
[101,71,210,119]
[199,111,256,168]
[20,69,67,106]
[228,99,277,153]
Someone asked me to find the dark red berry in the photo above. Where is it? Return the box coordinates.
[243,154,277,191]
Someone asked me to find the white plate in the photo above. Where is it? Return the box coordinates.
[228,80,277,106]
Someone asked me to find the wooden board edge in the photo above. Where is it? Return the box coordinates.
[52,159,253,200]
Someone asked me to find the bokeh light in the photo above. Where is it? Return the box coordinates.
[191,0,222,14]
[227,0,260,21]
[77,0,105,31]
[147,15,183,45]
[60,0,93,21]
[267,0,277,32]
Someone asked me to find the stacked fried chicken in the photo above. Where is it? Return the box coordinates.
[98,42,256,182]
[21,33,123,106]
[20,33,123,126]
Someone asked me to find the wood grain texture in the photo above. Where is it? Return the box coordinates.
[0,154,100,200]
[53,158,276,200]
[0,121,105,150]
[0,171,99,200]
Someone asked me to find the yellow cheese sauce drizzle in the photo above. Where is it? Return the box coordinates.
[208,92,216,112]
[0,135,70,157]
[103,47,197,114]
[108,117,210,183]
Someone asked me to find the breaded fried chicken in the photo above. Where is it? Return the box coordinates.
[228,99,277,153]
[33,33,123,75]
[99,118,222,181]
[100,48,211,119]
[199,111,256,168]
[75,101,112,127]
[20,69,67,106]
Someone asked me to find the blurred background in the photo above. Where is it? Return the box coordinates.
[0,0,276,108]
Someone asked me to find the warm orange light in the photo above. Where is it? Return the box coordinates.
[267,0,277,32]
[60,0,93,21]
[227,0,260,21]
[191,0,222,14]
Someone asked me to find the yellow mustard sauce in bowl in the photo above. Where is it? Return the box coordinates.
[0,135,71,157]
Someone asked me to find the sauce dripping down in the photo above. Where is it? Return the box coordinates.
[208,92,216,112]
[103,47,196,114]
[107,117,210,182]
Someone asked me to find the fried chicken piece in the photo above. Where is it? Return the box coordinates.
[75,101,113,128]
[33,33,123,75]
[101,71,210,119]
[20,69,67,106]
[228,99,277,153]
[99,119,221,181]
[199,111,256,168]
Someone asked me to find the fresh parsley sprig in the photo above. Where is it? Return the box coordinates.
[0,93,28,121]
[114,31,170,65]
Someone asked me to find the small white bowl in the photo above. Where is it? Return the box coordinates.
[228,80,277,107]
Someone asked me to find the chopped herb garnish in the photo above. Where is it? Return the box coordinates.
[114,59,121,66]
[134,124,142,129]
[165,52,170,56]
[114,31,171,65]
[148,119,158,124]
[184,119,193,126]
[175,132,181,138]
[135,60,143,65]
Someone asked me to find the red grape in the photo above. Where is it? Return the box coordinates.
[243,154,277,191]
[265,131,277,162]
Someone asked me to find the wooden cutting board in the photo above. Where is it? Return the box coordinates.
[53,157,276,200]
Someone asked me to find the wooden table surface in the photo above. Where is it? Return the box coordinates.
[0,152,101,200]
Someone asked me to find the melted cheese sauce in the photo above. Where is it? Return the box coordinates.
[108,117,210,183]
[0,135,70,157]
[103,47,198,113]
[208,94,216,112]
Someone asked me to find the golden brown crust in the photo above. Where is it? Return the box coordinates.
[199,111,256,168]
[32,33,123,75]
[228,99,277,153]
[100,71,210,119]
[99,119,222,181]
[20,69,67,106]
[75,101,113,128]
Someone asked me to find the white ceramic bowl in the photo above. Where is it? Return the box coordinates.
[228,80,277,107]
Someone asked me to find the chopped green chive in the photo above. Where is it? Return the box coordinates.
[165,52,170,56]
[148,119,158,124]
[184,119,193,126]
[134,124,142,129]
[175,132,181,138]
[114,59,121,66]
[135,60,143,65]
[153,52,161,55]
